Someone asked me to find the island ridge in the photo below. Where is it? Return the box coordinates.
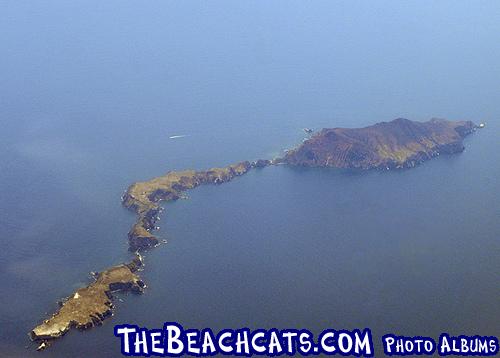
[30,118,478,349]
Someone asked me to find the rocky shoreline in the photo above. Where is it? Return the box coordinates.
[29,118,477,349]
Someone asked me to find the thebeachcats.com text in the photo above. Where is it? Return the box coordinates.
[114,323,499,357]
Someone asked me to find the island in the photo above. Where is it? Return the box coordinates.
[30,255,144,347]
[282,118,476,169]
[122,159,272,252]
[30,118,478,349]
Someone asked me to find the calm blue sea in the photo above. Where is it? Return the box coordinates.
[0,1,499,356]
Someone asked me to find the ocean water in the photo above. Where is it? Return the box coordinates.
[1,1,499,357]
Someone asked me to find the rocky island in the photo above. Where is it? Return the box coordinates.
[30,255,144,347]
[30,118,477,349]
[282,118,476,169]
[122,160,272,252]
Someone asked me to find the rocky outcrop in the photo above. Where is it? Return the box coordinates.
[282,118,476,169]
[30,255,144,342]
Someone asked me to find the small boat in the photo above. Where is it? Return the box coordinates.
[303,128,313,134]
[478,123,485,128]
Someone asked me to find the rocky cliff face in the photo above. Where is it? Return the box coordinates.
[282,118,476,169]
